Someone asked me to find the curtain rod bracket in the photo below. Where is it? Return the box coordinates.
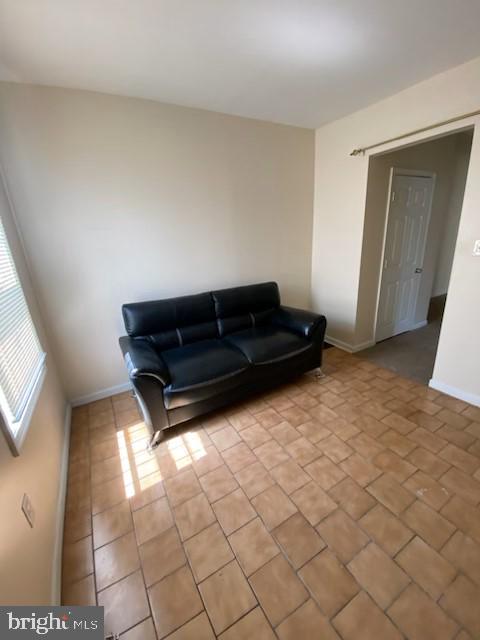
[350,149,365,156]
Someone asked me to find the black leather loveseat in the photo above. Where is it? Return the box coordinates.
[119,282,326,445]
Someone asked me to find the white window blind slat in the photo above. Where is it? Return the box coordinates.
[0,216,45,424]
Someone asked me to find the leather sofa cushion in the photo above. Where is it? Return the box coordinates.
[225,326,311,365]
[122,292,217,350]
[212,282,280,337]
[162,339,250,409]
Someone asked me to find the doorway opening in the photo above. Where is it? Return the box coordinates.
[356,128,473,384]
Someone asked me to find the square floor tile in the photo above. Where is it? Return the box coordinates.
[200,465,238,503]
[129,475,165,512]
[404,470,451,510]
[440,575,480,637]
[388,583,458,640]
[299,550,359,618]
[192,446,224,476]
[285,436,322,466]
[240,424,272,449]
[92,476,128,515]
[318,434,353,463]
[94,531,139,591]
[440,467,480,506]
[333,591,402,640]
[441,495,480,544]
[62,574,96,606]
[340,453,382,487]
[367,474,415,515]
[359,504,413,556]
[199,560,256,635]
[407,447,451,479]
[251,484,297,530]
[222,442,257,473]
[139,526,186,587]
[165,469,202,507]
[276,599,340,640]
[184,522,234,582]
[210,426,242,451]
[235,461,274,499]
[439,444,479,475]
[133,497,173,545]
[372,450,416,483]
[305,456,346,490]
[249,554,308,626]
[441,530,480,586]
[254,440,290,470]
[317,509,369,563]
[62,536,93,585]
[149,565,204,639]
[396,536,456,599]
[218,607,275,640]
[291,481,337,526]
[212,488,256,535]
[273,512,325,569]
[271,458,310,494]
[120,618,157,640]
[92,501,133,549]
[270,421,301,446]
[347,542,409,609]
[164,613,215,640]
[228,517,279,576]
[402,500,455,550]
[98,570,150,636]
[328,477,376,520]
[174,492,216,541]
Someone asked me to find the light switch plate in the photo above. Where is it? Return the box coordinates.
[473,240,480,256]
[21,493,35,528]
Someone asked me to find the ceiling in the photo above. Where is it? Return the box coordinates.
[1,1,480,128]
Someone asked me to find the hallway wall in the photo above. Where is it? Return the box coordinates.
[356,131,473,345]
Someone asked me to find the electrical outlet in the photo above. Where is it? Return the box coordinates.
[21,493,35,528]
[473,240,480,256]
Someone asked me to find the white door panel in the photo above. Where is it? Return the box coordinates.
[376,172,434,342]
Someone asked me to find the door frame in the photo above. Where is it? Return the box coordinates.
[373,167,437,342]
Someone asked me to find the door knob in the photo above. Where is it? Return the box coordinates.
[415,268,423,273]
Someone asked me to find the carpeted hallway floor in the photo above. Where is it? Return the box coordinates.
[358,297,446,385]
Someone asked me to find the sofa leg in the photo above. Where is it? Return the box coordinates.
[148,429,164,450]
[314,367,325,379]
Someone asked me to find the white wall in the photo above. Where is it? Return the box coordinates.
[0,174,68,604]
[432,132,473,296]
[312,55,480,403]
[356,131,472,345]
[0,83,315,402]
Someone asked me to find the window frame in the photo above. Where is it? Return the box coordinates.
[0,218,47,456]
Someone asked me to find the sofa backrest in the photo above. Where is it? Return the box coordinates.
[212,282,280,337]
[122,281,280,348]
[122,292,217,350]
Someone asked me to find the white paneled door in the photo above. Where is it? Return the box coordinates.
[376,171,434,342]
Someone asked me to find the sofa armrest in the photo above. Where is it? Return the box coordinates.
[119,336,170,386]
[271,306,326,340]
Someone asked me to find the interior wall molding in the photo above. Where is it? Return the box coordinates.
[71,381,132,407]
[51,401,71,604]
[429,378,480,408]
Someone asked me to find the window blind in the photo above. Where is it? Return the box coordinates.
[0,216,45,428]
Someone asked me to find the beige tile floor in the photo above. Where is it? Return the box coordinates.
[62,347,480,639]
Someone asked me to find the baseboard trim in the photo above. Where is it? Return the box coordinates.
[325,335,376,354]
[51,401,72,604]
[429,379,480,408]
[71,381,132,407]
